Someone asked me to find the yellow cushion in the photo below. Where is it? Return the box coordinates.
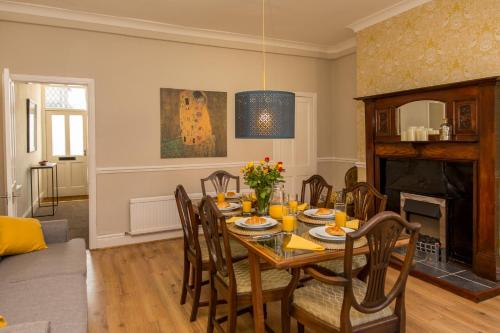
[0,216,47,256]
[0,315,7,328]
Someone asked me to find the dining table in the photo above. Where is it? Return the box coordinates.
[193,199,410,333]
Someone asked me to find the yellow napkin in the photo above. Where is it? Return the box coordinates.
[226,216,243,224]
[346,219,360,230]
[297,203,308,211]
[285,234,325,251]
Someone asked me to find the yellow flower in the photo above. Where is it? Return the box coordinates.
[260,160,265,165]
[263,168,269,174]
[247,162,254,168]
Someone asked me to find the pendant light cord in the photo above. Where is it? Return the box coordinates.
[262,0,266,90]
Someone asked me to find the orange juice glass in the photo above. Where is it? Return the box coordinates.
[282,214,296,233]
[242,200,252,214]
[334,202,347,228]
[269,204,283,220]
[216,192,225,204]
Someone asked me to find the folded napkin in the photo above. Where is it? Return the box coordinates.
[297,203,308,211]
[346,219,360,230]
[285,234,325,251]
[226,216,243,224]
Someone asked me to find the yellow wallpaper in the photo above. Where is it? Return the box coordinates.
[356,0,500,161]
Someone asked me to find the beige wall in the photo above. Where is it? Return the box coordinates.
[0,21,360,237]
[14,82,43,217]
[356,0,500,161]
[318,53,358,189]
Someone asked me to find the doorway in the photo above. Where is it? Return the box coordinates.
[2,69,96,249]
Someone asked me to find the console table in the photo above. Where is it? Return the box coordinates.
[30,163,59,217]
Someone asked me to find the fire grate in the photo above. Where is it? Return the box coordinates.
[416,235,441,263]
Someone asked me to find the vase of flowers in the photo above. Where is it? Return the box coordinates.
[241,157,284,216]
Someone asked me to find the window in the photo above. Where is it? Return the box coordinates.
[69,115,84,156]
[51,115,66,156]
[45,85,87,110]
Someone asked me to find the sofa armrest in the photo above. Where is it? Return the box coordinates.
[0,321,50,333]
[40,219,69,244]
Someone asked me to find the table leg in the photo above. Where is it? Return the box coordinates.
[248,251,265,333]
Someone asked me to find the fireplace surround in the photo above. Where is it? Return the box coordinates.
[357,77,500,284]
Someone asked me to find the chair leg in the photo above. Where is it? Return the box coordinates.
[180,255,190,305]
[207,273,217,333]
[190,264,203,321]
[297,322,304,333]
[227,294,238,333]
[281,298,291,333]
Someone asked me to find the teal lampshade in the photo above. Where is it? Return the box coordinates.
[235,90,295,138]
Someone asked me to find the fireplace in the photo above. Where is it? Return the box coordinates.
[380,158,473,265]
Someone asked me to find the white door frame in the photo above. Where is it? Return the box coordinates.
[273,91,318,186]
[2,68,16,215]
[8,73,97,249]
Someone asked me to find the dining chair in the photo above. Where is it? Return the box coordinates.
[316,182,388,276]
[199,196,298,333]
[174,185,247,321]
[284,211,421,333]
[301,175,333,208]
[343,166,358,209]
[201,170,240,196]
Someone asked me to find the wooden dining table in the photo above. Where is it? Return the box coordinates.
[194,201,410,333]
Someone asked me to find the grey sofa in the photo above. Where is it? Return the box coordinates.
[0,220,87,333]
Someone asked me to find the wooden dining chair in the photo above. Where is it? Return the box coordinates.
[201,170,240,196]
[342,166,358,207]
[199,196,298,333]
[174,185,247,322]
[316,182,388,276]
[284,211,421,333]
[301,175,333,208]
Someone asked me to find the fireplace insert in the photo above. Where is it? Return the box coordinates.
[380,158,473,265]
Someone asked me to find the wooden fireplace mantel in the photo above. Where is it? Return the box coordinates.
[356,77,500,282]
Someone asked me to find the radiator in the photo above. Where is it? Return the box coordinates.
[129,195,183,235]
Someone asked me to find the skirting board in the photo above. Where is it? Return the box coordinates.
[96,229,184,249]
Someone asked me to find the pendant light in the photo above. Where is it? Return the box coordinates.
[235,0,295,139]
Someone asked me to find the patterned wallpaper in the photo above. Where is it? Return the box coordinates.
[356,0,500,161]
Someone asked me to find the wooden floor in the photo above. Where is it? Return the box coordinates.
[87,238,500,333]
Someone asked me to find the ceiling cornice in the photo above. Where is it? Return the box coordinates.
[0,0,356,60]
[347,0,432,32]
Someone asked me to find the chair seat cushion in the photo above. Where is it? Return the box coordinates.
[199,239,247,263]
[293,278,393,329]
[315,255,367,274]
[220,260,291,294]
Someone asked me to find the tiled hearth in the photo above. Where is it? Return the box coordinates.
[394,247,500,301]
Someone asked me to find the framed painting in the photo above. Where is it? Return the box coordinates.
[160,88,227,158]
[27,99,37,153]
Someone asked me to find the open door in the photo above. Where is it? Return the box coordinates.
[2,68,17,216]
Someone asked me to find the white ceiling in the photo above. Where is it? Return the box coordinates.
[6,0,408,46]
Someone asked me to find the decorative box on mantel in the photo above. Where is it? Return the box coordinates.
[356,77,500,282]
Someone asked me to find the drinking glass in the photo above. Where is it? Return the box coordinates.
[216,192,225,204]
[241,194,253,215]
[334,202,347,228]
[282,205,296,233]
[288,193,299,214]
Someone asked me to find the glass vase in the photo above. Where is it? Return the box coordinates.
[254,186,273,216]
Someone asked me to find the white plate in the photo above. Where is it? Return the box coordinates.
[225,192,241,199]
[217,202,241,211]
[308,226,355,242]
[304,208,335,219]
[235,217,278,230]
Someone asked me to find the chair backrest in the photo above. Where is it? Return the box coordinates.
[344,166,358,191]
[351,182,387,221]
[300,175,333,208]
[342,212,420,326]
[201,170,240,196]
[174,185,201,257]
[198,196,235,284]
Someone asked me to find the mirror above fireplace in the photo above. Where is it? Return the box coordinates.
[397,100,446,141]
